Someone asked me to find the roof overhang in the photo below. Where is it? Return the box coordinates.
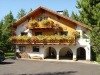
[10,6,92,30]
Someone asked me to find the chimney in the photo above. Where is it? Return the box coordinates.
[56,11,63,15]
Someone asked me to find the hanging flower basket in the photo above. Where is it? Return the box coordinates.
[28,20,39,28]
[54,23,62,30]
[42,19,51,27]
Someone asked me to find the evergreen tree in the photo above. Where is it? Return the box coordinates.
[29,8,32,12]
[63,9,69,17]
[4,11,16,26]
[17,9,26,19]
[76,0,100,61]
[0,12,16,52]
[70,11,79,21]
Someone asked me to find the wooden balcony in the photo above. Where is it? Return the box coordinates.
[10,35,76,45]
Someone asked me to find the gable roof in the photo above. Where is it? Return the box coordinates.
[12,6,91,30]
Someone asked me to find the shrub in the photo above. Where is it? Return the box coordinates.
[97,54,100,62]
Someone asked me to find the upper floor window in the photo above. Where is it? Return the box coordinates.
[19,46,26,52]
[59,31,68,35]
[82,31,88,39]
[38,17,42,21]
[33,46,39,52]
[35,32,42,36]
[21,32,27,36]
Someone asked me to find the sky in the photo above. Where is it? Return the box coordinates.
[0,0,78,20]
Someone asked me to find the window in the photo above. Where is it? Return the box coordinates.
[35,32,42,36]
[21,32,27,36]
[19,46,26,51]
[60,31,68,35]
[38,17,42,21]
[33,46,39,52]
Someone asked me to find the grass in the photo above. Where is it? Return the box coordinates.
[5,52,15,57]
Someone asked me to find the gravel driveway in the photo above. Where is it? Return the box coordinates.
[0,58,100,75]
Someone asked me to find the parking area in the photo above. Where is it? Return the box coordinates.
[0,58,100,75]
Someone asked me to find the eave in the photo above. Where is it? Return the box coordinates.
[11,6,92,30]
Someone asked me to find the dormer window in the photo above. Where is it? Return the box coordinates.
[21,32,27,36]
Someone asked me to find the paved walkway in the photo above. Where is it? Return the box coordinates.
[22,58,99,65]
[0,59,100,75]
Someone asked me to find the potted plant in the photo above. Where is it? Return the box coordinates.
[29,20,38,28]
[9,36,18,43]
[33,37,39,43]
[29,37,34,43]
[42,19,51,27]
[54,23,62,30]
[67,36,75,43]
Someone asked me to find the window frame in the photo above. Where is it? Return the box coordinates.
[33,46,40,52]
[37,17,42,21]
[35,32,42,36]
[21,32,27,36]
[59,31,68,35]
[19,46,26,52]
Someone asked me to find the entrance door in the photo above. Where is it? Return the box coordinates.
[77,47,86,60]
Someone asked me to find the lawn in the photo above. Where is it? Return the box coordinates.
[5,52,15,57]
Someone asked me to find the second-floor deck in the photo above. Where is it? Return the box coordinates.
[10,35,76,45]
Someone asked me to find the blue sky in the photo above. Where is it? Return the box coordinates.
[0,0,78,20]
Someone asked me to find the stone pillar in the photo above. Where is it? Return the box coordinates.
[56,54,59,60]
[85,45,91,61]
[40,46,45,60]
[73,49,77,61]
[56,48,60,60]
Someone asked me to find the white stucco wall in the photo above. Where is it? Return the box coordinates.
[16,20,28,36]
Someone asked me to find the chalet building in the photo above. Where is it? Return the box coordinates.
[10,6,91,61]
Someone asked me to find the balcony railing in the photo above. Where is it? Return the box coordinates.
[9,35,76,45]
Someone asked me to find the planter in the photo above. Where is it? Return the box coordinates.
[42,39,47,44]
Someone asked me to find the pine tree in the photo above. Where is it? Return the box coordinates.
[0,12,16,52]
[70,11,79,21]
[63,9,69,17]
[29,8,32,12]
[76,0,100,61]
[17,9,26,19]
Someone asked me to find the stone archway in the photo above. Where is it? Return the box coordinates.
[77,47,86,60]
[59,47,73,60]
[44,47,57,59]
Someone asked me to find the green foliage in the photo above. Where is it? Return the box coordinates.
[70,11,79,21]
[10,35,75,44]
[96,54,100,62]
[0,11,16,52]
[5,52,15,57]
[63,9,69,17]
[17,9,26,19]
[76,0,100,61]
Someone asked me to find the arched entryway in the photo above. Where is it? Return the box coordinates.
[59,47,73,60]
[77,47,86,60]
[44,47,57,59]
